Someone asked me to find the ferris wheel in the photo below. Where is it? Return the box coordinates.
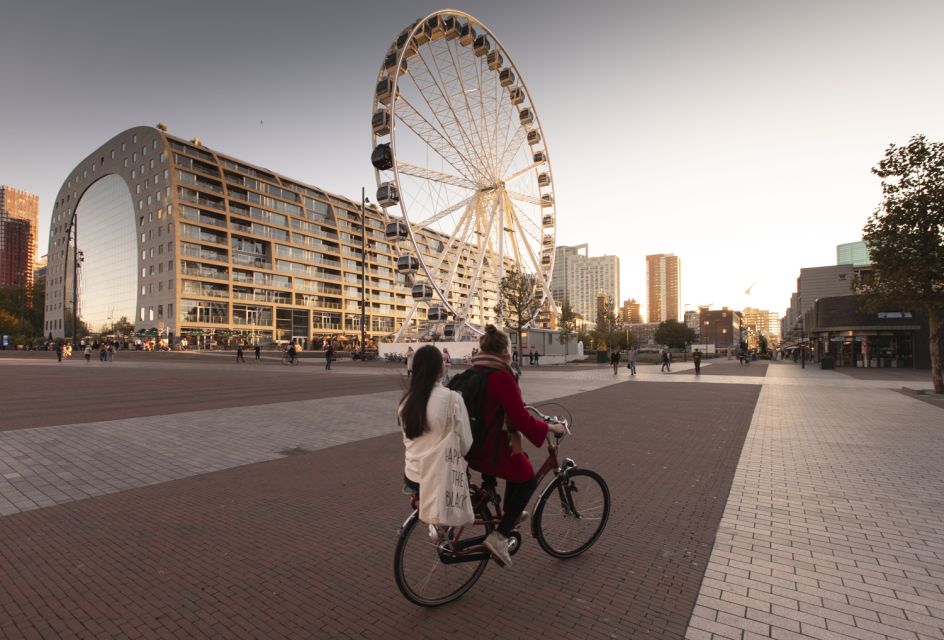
[370,9,557,341]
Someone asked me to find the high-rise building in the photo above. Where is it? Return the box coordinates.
[646,253,680,323]
[837,241,871,266]
[0,186,39,299]
[43,126,509,345]
[551,244,619,326]
[620,298,641,324]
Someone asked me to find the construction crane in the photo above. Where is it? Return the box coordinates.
[745,282,757,296]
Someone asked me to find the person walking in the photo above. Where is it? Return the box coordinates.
[661,349,670,372]
[55,343,62,362]
[533,351,540,366]
[405,345,415,377]
[236,344,245,363]
[626,347,637,375]
[254,345,261,361]
[325,342,334,370]
[84,345,92,362]
[528,350,534,366]
[441,348,452,383]
[610,349,620,375]
[693,348,702,374]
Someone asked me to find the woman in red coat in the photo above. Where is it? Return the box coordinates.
[465,325,564,567]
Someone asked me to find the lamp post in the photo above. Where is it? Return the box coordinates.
[360,188,368,358]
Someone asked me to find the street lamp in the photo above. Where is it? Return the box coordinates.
[360,188,369,358]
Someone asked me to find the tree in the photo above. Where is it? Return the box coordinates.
[495,266,542,360]
[558,302,578,362]
[592,298,622,350]
[654,319,695,350]
[858,134,944,393]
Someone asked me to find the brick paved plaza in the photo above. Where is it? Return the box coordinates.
[0,353,941,639]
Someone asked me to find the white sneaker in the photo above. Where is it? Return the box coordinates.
[428,524,442,542]
[483,531,513,567]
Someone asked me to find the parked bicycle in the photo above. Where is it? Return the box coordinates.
[385,352,405,363]
[394,404,610,606]
[280,353,299,366]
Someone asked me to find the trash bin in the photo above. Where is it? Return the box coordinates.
[821,355,835,370]
[596,350,608,363]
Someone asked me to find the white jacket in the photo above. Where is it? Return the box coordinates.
[401,384,473,483]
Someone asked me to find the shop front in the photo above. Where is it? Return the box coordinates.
[809,296,931,369]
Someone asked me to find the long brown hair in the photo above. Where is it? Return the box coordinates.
[400,345,443,439]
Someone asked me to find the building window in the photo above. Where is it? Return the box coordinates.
[148,306,154,321]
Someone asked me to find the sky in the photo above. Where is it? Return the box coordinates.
[2,0,943,319]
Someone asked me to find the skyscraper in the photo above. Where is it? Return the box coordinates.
[0,186,40,298]
[646,253,680,323]
[551,244,619,325]
[620,298,641,324]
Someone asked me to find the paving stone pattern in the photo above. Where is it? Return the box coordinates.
[686,363,944,640]
[0,377,760,640]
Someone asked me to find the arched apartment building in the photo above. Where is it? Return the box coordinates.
[43,125,502,349]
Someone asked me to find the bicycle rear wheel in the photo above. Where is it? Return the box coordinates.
[533,468,610,558]
[394,506,493,607]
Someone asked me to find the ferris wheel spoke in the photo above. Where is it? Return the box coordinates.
[500,193,524,270]
[436,204,479,307]
[430,39,492,178]
[506,203,554,301]
[395,96,480,183]
[427,198,477,283]
[506,190,542,206]
[506,196,544,245]
[458,196,500,322]
[503,162,543,184]
[496,127,528,178]
[494,89,517,173]
[413,195,474,228]
[410,47,491,182]
[397,162,475,190]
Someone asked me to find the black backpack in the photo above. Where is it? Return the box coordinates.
[447,367,504,460]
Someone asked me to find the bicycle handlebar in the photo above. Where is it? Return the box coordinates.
[524,404,571,441]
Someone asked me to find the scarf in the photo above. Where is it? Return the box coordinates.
[469,352,515,376]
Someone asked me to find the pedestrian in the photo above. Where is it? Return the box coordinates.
[55,343,62,362]
[107,344,114,362]
[610,349,620,375]
[626,347,637,375]
[84,345,92,362]
[99,344,107,362]
[405,345,414,377]
[528,350,534,366]
[693,348,702,374]
[534,351,540,366]
[442,347,452,383]
[236,344,245,363]
[325,342,334,370]
[254,345,261,361]
[512,349,518,367]
[661,349,670,372]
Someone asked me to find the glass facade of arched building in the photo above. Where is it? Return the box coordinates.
[44,126,507,348]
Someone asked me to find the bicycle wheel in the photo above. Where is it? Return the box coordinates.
[394,505,493,607]
[533,468,610,558]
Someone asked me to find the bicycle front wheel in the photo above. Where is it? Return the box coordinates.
[534,468,610,558]
[394,507,492,607]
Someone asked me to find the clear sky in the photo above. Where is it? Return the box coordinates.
[2,0,943,319]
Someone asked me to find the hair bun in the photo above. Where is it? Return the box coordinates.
[485,324,497,334]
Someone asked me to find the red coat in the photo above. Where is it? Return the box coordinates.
[465,367,549,483]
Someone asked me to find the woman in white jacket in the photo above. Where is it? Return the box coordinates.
[400,345,473,494]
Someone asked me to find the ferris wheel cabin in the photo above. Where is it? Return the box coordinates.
[376,182,400,207]
[412,283,434,301]
[375,77,394,106]
[486,50,503,71]
[533,150,547,164]
[427,306,449,322]
[371,143,393,170]
[527,130,542,146]
[509,87,524,105]
[473,35,491,57]
[499,68,516,88]
[385,220,409,241]
[371,110,391,137]
[458,22,476,46]
[396,254,419,274]
[519,108,534,126]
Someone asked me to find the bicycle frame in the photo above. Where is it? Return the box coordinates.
[404,434,575,565]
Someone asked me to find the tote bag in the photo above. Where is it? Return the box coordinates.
[418,393,475,527]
